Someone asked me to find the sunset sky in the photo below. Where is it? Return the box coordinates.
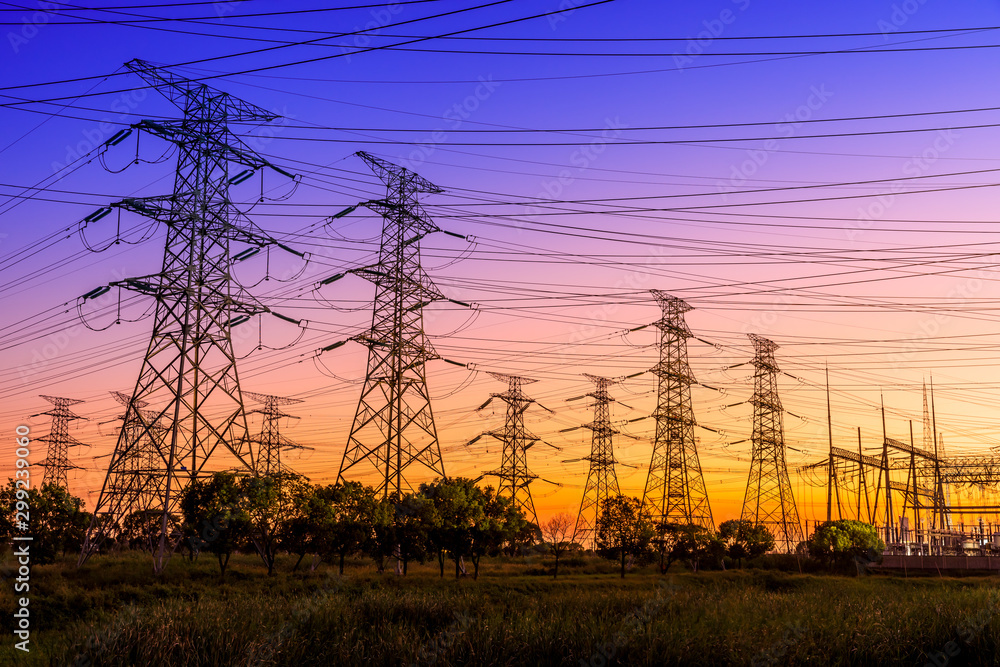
[3,0,1000,530]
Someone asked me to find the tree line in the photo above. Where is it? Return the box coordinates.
[1,475,884,577]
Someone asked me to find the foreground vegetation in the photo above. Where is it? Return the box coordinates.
[3,551,1000,666]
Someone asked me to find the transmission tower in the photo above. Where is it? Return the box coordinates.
[336,151,451,497]
[477,372,542,527]
[740,334,803,554]
[93,391,168,552]
[923,380,935,454]
[81,59,291,572]
[245,392,307,476]
[36,396,87,489]
[106,390,165,504]
[573,374,623,548]
[641,291,714,532]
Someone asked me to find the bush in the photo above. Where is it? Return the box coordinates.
[807,520,885,574]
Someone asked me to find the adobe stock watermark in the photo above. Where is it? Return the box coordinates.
[50,90,149,177]
[242,105,298,154]
[212,0,248,19]
[334,2,406,63]
[547,0,586,30]
[845,129,959,244]
[6,0,60,54]
[399,75,502,173]
[17,267,132,385]
[673,0,752,71]
[716,84,834,199]
[520,116,628,234]
[919,591,1000,667]
[740,293,795,337]
[246,570,347,666]
[878,0,931,39]
[751,622,806,667]
[12,424,32,653]
[579,578,679,666]
[409,611,473,666]
[69,604,140,667]
[887,255,999,370]
[566,242,671,347]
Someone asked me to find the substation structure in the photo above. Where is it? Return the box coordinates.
[805,411,1000,557]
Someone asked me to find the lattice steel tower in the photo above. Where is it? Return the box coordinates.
[478,373,541,527]
[573,374,623,548]
[245,392,305,476]
[641,291,714,531]
[37,396,87,489]
[81,59,288,571]
[740,334,803,553]
[336,152,449,497]
[101,391,164,514]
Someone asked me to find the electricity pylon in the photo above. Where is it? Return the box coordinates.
[36,396,87,489]
[95,391,167,553]
[80,59,291,572]
[641,291,714,532]
[336,151,450,497]
[477,372,541,527]
[573,374,623,549]
[105,390,165,510]
[245,392,307,476]
[740,334,803,553]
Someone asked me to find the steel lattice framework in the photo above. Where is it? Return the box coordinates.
[641,291,714,531]
[37,395,87,489]
[478,372,541,527]
[573,374,623,548]
[103,391,165,523]
[740,334,803,553]
[81,59,288,572]
[245,392,305,476]
[337,151,449,497]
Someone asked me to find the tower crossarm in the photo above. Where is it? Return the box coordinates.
[885,437,938,461]
[111,194,287,249]
[349,265,445,301]
[938,456,1000,485]
[126,58,278,122]
[356,150,442,195]
[831,446,882,468]
[132,120,278,172]
[110,274,267,319]
[889,480,936,497]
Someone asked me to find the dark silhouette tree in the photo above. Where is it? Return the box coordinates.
[718,519,775,568]
[596,495,655,578]
[541,512,575,578]
[180,472,248,578]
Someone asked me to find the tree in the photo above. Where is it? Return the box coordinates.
[0,481,90,564]
[393,492,431,575]
[807,519,885,573]
[180,472,249,578]
[278,482,322,571]
[595,495,655,578]
[506,518,541,556]
[654,522,722,573]
[541,512,575,578]
[468,487,527,580]
[315,482,377,575]
[240,472,306,576]
[420,477,484,579]
[364,495,398,574]
[718,519,776,568]
[121,509,181,553]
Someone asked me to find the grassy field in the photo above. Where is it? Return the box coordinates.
[3,552,1000,666]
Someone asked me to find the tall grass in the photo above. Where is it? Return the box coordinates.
[3,553,1000,665]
